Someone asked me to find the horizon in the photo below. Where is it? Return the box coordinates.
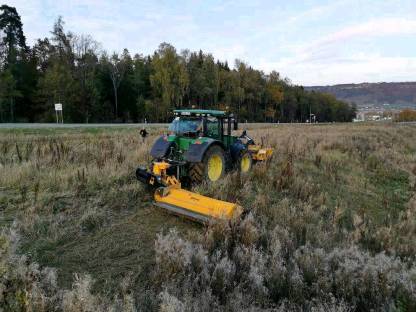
[6,0,416,86]
[307,81,416,87]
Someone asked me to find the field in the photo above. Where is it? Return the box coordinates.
[1,123,416,311]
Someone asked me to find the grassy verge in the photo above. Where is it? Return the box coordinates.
[1,123,416,311]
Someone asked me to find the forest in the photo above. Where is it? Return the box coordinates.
[0,5,356,123]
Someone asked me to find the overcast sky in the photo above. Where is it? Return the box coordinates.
[6,0,416,86]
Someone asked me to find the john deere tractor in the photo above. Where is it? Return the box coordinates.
[136,109,272,222]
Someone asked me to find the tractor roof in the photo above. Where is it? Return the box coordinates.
[174,109,228,117]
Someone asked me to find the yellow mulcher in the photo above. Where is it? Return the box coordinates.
[136,109,273,222]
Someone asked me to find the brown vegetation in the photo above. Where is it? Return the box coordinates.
[1,123,416,311]
[396,109,416,122]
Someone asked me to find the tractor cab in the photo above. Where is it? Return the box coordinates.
[171,109,238,146]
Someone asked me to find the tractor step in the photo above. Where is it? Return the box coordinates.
[154,187,242,222]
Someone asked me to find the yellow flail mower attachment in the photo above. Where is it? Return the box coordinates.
[248,145,273,161]
[136,161,242,223]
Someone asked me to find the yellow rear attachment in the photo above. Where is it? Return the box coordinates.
[154,186,242,223]
[248,145,273,161]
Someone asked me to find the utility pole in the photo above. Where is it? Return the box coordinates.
[309,104,311,123]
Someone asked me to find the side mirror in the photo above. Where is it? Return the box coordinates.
[233,119,238,130]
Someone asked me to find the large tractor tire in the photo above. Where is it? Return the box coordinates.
[238,150,253,173]
[189,145,226,184]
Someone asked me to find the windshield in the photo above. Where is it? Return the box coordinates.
[168,117,203,135]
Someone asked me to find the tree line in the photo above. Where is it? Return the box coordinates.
[0,5,356,123]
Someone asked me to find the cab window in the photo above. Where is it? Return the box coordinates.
[168,117,203,135]
[206,117,219,137]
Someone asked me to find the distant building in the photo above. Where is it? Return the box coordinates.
[353,112,366,122]
[354,110,394,122]
[369,115,381,121]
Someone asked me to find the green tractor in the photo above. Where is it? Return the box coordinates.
[136,109,272,221]
[136,109,272,185]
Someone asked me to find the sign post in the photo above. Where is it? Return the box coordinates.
[54,103,63,124]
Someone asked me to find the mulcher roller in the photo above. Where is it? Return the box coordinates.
[154,186,242,223]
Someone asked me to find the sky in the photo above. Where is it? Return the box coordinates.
[5,0,416,85]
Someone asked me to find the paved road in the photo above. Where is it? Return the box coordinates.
[0,123,168,129]
[0,122,280,129]
[1,121,414,129]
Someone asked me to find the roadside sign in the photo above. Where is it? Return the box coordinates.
[54,103,63,123]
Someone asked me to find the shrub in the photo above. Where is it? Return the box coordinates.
[153,217,416,311]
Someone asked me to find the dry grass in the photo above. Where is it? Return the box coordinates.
[0,127,198,295]
[1,123,416,311]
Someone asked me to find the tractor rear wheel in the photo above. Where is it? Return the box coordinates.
[189,163,204,183]
[189,145,226,184]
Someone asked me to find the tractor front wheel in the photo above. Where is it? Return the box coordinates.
[189,145,226,184]
[238,150,253,173]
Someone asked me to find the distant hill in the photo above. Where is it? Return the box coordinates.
[305,82,416,110]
